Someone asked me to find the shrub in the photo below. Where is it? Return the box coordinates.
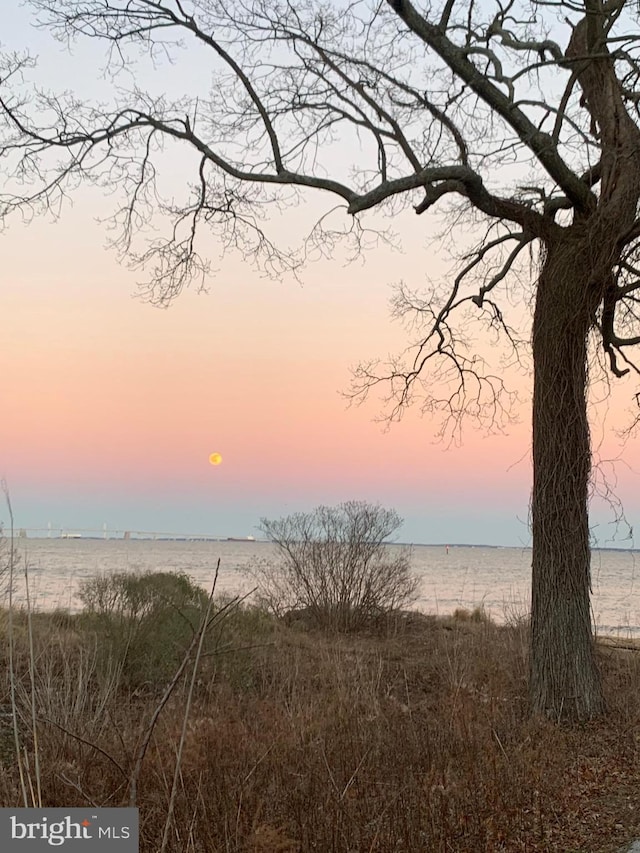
[454,605,492,624]
[252,501,418,632]
[78,570,209,686]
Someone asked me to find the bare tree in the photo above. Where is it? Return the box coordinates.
[2,0,640,718]
[254,501,417,631]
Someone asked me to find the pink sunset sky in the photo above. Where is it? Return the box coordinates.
[1,6,640,545]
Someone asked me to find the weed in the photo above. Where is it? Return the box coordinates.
[0,583,638,851]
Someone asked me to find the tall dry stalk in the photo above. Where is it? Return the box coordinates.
[2,480,28,807]
[3,483,43,805]
[22,552,42,806]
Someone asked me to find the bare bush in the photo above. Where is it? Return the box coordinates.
[253,501,417,632]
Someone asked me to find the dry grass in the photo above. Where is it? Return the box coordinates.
[0,604,639,852]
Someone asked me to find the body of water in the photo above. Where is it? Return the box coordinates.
[4,538,640,637]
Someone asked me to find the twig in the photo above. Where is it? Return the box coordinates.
[38,716,128,779]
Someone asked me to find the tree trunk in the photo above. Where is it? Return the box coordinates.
[530,231,605,721]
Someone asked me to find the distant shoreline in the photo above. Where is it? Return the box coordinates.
[8,536,639,553]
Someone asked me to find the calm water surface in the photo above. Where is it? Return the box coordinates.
[7,539,640,637]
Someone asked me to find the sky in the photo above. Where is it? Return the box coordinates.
[1,4,640,546]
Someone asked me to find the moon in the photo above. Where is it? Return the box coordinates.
[209,452,223,466]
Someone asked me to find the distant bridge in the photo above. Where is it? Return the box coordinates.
[8,527,237,541]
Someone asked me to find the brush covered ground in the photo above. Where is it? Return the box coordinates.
[1,596,640,853]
